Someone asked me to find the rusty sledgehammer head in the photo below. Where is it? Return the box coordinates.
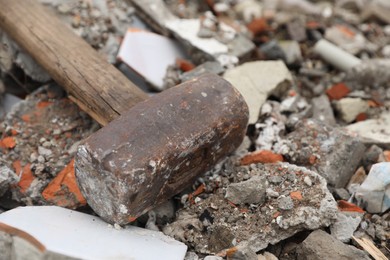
[75,74,248,225]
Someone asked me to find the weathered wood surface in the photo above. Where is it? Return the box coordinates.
[0,0,148,125]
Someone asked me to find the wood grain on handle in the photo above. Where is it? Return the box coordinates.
[0,0,148,125]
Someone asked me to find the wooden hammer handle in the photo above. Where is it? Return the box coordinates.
[0,0,148,125]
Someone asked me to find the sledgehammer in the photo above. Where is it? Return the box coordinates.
[0,0,248,224]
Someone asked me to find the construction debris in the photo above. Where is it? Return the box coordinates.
[355,162,390,214]
[164,162,337,254]
[117,29,186,90]
[283,119,366,188]
[223,61,293,124]
[296,230,370,260]
[0,206,187,260]
[0,84,98,209]
[346,113,390,147]
[1,0,390,258]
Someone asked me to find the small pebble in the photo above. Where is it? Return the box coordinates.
[304,176,312,186]
[266,188,280,198]
[278,196,294,210]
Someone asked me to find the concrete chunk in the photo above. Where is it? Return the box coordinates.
[224,61,293,124]
[285,120,366,187]
[330,212,362,242]
[355,162,390,213]
[334,98,369,123]
[167,163,337,254]
[225,176,267,205]
[296,230,370,260]
[311,95,336,126]
[346,113,390,148]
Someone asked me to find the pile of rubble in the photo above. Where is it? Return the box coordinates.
[0,0,390,259]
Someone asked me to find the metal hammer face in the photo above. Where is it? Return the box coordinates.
[75,74,249,225]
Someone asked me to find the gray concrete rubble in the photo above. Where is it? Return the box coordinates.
[334,98,369,123]
[128,0,255,64]
[346,59,390,89]
[0,31,50,83]
[283,119,366,188]
[0,84,98,208]
[180,61,224,83]
[296,230,370,260]
[226,245,258,260]
[163,162,337,254]
[279,40,303,65]
[255,101,289,152]
[166,18,254,65]
[224,61,293,124]
[346,113,390,148]
[355,162,390,214]
[311,95,336,126]
[225,176,267,205]
[325,25,376,55]
[330,212,363,242]
[1,0,390,258]
[0,0,137,88]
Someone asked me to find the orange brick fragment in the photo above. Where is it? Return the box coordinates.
[309,155,317,165]
[338,200,365,213]
[226,247,238,257]
[10,129,18,136]
[188,183,206,204]
[175,58,195,72]
[18,163,35,194]
[326,83,351,101]
[240,150,284,165]
[128,216,137,222]
[36,101,53,109]
[246,18,269,35]
[12,160,22,176]
[290,191,303,200]
[0,137,16,149]
[383,151,390,162]
[355,112,367,122]
[42,159,86,208]
[21,115,30,122]
[306,21,321,30]
[367,100,381,107]
[289,90,297,97]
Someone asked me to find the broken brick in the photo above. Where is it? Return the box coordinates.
[355,112,367,122]
[36,101,53,109]
[42,159,86,209]
[326,83,351,100]
[290,191,303,200]
[17,163,35,194]
[226,247,238,258]
[367,100,382,107]
[0,137,16,149]
[240,150,284,165]
[21,115,30,122]
[12,160,22,176]
[246,18,269,35]
[384,151,390,162]
[309,155,317,165]
[175,58,195,72]
[338,200,365,213]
